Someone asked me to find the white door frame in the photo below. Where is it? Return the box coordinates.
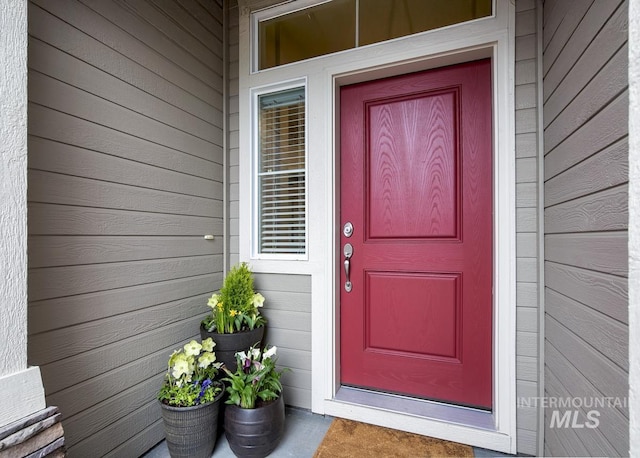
[238,1,517,453]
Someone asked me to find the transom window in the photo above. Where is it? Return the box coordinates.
[254,86,307,257]
[256,0,492,70]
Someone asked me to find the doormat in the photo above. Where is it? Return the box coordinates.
[313,418,474,457]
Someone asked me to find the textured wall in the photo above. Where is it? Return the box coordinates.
[0,0,28,377]
[629,0,639,455]
[0,0,45,431]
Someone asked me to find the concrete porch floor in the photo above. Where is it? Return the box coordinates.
[142,407,516,457]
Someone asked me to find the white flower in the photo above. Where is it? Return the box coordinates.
[184,340,202,357]
[252,293,265,308]
[198,352,216,368]
[167,349,180,367]
[172,357,190,379]
[201,337,215,352]
[176,374,191,388]
[207,293,220,308]
[263,346,277,359]
[251,347,261,360]
[237,350,249,365]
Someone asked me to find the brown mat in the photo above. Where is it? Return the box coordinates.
[313,418,474,457]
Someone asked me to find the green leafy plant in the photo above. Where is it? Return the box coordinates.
[157,338,223,407]
[222,345,289,409]
[202,263,267,334]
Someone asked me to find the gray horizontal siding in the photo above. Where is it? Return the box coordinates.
[29,135,220,198]
[514,0,541,454]
[26,1,224,457]
[227,0,240,267]
[542,0,629,455]
[254,273,312,409]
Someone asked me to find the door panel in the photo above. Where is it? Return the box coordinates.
[340,59,493,409]
[366,271,461,359]
[368,89,459,239]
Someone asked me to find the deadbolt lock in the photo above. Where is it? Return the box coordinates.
[343,222,353,238]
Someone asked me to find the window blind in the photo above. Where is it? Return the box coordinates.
[258,87,306,254]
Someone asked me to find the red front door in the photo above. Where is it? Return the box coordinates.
[339,59,493,409]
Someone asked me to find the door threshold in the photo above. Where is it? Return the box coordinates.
[324,386,513,453]
[335,386,495,430]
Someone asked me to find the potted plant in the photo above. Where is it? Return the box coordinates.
[157,337,225,458]
[201,262,267,371]
[222,345,289,458]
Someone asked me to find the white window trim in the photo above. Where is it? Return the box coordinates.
[250,80,309,261]
[238,0,516,453]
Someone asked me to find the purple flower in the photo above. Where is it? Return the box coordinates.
[195,378,213,404]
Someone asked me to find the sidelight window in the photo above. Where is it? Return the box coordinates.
[254,86,307,257]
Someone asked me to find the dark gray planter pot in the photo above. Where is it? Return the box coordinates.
[224,394,285,458]
[200,324,265,372]
[160,387,224,458]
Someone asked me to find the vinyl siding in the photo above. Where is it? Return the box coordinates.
[542,0,629,456]
[514,0,542,454]
[254,273,312,409]
[26,1,224,456]
[227,0,240,268]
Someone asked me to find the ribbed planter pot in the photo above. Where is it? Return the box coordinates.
[160,387,224,458]
[224,395,285,458]
[200,324,265,372]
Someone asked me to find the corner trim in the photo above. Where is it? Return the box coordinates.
[0,367,46,428]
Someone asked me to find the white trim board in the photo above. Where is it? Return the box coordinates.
[0,367,46,427]
[238,1,517,453]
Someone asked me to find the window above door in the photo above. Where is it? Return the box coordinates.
[253,0,493,71]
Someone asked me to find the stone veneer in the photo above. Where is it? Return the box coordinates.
[0,407,65,457]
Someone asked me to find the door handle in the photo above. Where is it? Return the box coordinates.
[343,243,353,292]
